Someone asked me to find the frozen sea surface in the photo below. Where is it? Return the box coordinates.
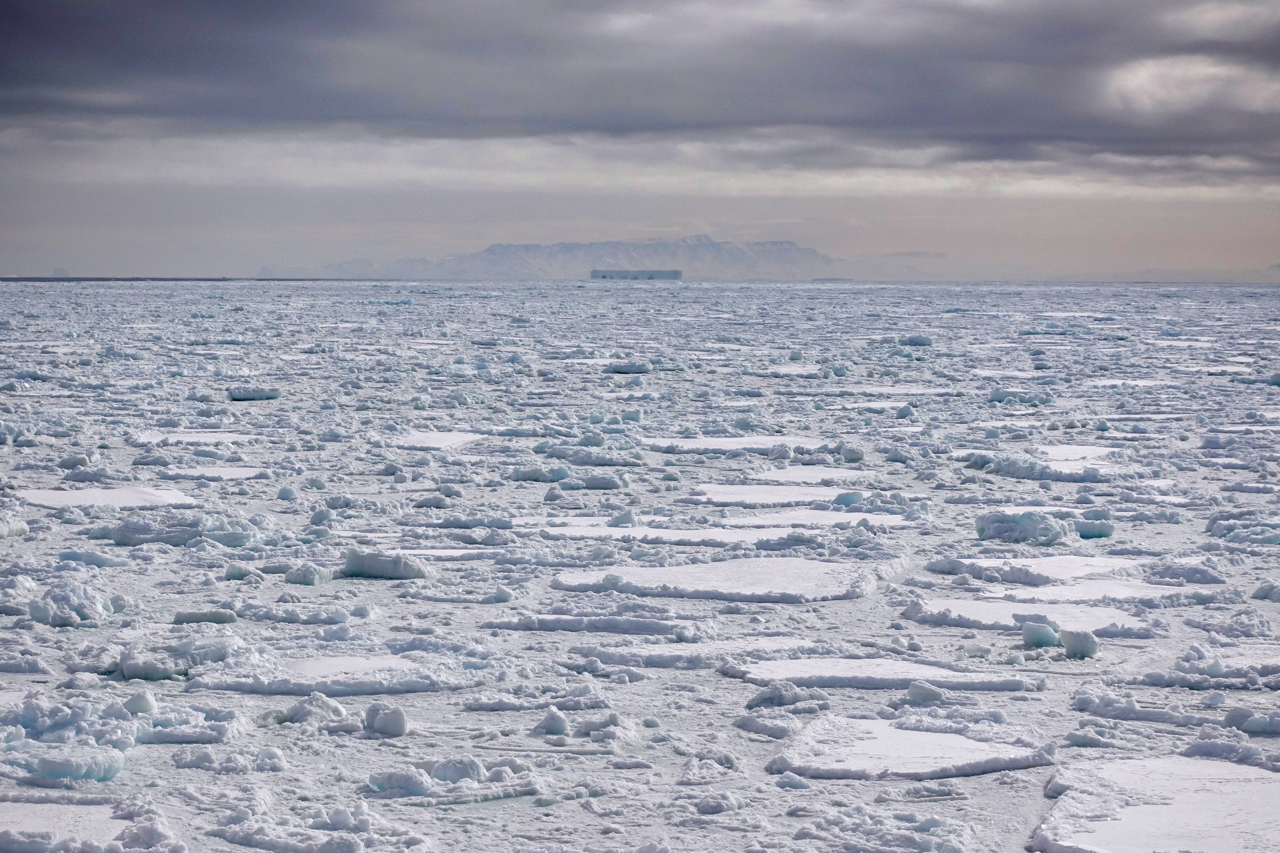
[0,279,1278,852]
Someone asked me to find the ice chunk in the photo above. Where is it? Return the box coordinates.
[1022,622,1060,648]
[365,702,409,737]
[35,746,125,781]
[284,563,333,585]
[173,609,237,625]
[28,581,114,627]
[1059,629,1100,659]
[226,386,280,401]
[975,511,1073,545]
[342,549,432,580]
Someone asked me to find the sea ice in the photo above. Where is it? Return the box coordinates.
[727,657,1042,691]
[18,486,194,509]
[1033,757,1280,853]
[767,716,1052,780]
[553,557,875,603]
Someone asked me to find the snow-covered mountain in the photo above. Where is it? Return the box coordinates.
[263,238,1280,283]
[301,235,849,281]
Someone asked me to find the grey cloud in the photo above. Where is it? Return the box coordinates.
[2,0,1279,174]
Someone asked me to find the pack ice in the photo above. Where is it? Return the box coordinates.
[0,279,1277,852]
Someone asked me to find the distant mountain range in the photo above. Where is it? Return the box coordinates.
[264,235,845,281]
[258,235,1280,283]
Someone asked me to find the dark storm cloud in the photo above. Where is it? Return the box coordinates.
[2,0,1279,173]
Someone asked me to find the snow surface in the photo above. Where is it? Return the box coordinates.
[1,278,1278,852]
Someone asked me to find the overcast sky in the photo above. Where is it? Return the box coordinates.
[2,0,1278,277]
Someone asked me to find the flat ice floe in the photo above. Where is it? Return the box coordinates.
[729,656,1042,691]
[681,484,845,507]
[553,557,875,602]
[187,651,482,696]
[767,716,1052,780]
[18,486,195,509]
[1033,444,1127,472]
[284,654,414,679]
[1033,757,1280,853]
[128,429,259,445]
[904,598,1146,633]
[721,508,914,527]
[930,555,1143,585]
[642,435,827,454]
[980,577,1223,605]
[747,465,861,483]
[162,466,268,481]
[394,430,483,450]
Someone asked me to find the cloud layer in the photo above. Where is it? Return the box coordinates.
[2,0,1278,274]
[4,1,1279,168]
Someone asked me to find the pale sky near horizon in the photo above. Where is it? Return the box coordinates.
[2,0,1278,278]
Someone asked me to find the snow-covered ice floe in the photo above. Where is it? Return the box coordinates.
[903,598,1149,635]
[553,557,876,603]
[18,486,195,509]
[767,716,1053,780]
[680,484,846,507]
[394,430,484,450]
[187,647,487,696]
[725,656,1043,691]
[927,554,1143,586]
[1032,756,1280,853]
